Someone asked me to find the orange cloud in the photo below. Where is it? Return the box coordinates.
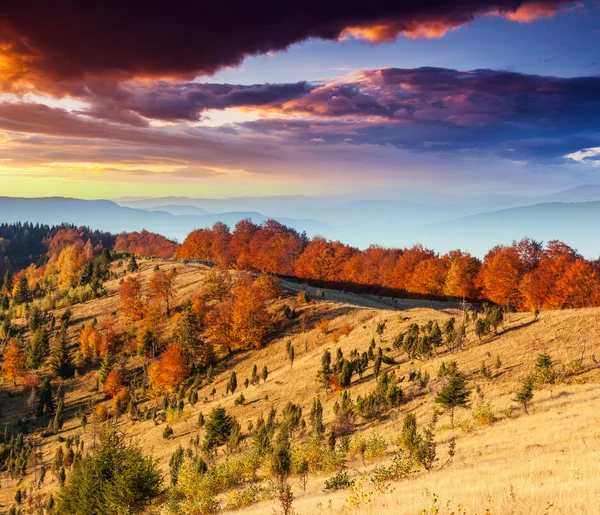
[341,1,569,43]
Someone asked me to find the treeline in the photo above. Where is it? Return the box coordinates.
[177,220,600,311]
[114,230,180,258]
[0,223,114,277]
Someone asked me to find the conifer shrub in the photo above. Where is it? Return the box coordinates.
[356,371,404,420]
[56,428,162,514]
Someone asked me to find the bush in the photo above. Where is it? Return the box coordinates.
[56,428,162,514]
[356,371,403,420]
[472,402,496,426]
[163,425,174,439]
[317,320,329,334]
[324,466,355,491]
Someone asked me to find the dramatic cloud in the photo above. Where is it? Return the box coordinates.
[0,1,574,93]
[82,81,314,124]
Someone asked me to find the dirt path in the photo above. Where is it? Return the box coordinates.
[279,278,460,312]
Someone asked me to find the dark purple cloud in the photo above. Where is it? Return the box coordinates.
[83,81,313,124]
[0,1,573,92]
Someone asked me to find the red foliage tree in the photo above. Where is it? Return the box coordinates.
[114,230,180,258]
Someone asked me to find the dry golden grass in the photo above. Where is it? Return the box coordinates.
[1,259,600,514]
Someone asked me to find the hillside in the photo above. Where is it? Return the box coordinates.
[1,259,599,514]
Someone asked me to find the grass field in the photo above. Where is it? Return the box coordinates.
[1,259,599,514]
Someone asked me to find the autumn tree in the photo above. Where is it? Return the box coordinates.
[548,259,600,309]
[2,339,26,385]
[119,276,145,321]
[104,369,125,398]
[228,219,259,269]
[478,245,523,308]
[206,276,272,353]
[406,257,449,295]
[57,244,85,290]
[443,251,481,298]
[148,344,189,395]
[79,325,102,360]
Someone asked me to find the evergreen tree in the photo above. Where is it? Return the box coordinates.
[26,329,48,369]
[50,329,74,379]
[175,303,214,365]
[373,355,382,378]
[3,270,12,296]
[514,375,535,415]
[56,428,162,514]
[60,309,72,330]
[288,344,295,368]
[251,364,260,385]
[28,305,45,331]
[227,371,237,395]
[53,400,65,433]
[36,377,55,417]
[271,428,292,487]
[98,349,112,384]
[435,369,471,426]
[127,255,139,273]
[262,365,269,383]
[309,397,325,437]
[204,407,235,448]
[13,276,32,305]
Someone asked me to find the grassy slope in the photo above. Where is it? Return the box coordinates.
[1,259,599,514]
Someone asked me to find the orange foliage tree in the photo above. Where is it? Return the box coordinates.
[147,343,189,394]
[548,259,600,309]
[104,369,124,397]
[2,339,26,385]
[206,275,272,354]
[119,275,145,321]
[443,251,481,298]
[406,256,449,295]
[478,246,524,308]
[79,325,102,360]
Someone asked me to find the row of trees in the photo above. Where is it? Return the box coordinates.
[114,230,180,259]
[176,220,600,311]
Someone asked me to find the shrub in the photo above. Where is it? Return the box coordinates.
[472,402,496,426]
[163,425,174,439]
[356,371,403,420]
[317,320,329,334]
[339,323,353,336]
[165,406,191,424]
[94,404,109,422]
[234,393,246,406]
[296,291,310,304]
[324,466,355,491]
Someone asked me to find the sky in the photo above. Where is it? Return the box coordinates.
[0,1,599,199]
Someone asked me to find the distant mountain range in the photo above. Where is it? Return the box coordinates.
[0,197,330,242]
[422,201,600,257]
[2,186,600,257]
